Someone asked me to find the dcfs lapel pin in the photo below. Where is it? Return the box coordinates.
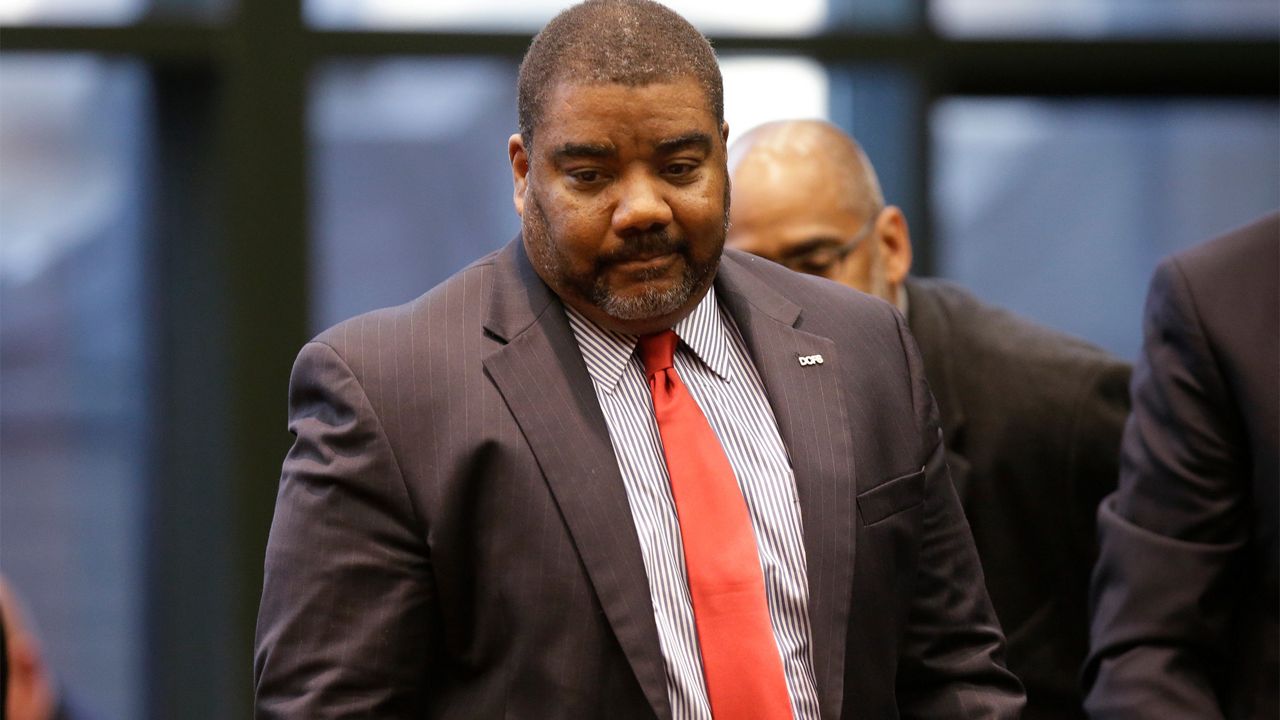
[797,353,824,367]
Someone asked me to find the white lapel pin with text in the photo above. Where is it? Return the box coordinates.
[797,354,824,367]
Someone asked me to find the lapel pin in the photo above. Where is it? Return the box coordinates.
[797,354,824,367]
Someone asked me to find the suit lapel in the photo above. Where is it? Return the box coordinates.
[904,279,971,501]
[481,239,671,720]
[717,252,856,720]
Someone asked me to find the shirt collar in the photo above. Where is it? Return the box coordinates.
[672,287,733,383]
[564,286,733,394]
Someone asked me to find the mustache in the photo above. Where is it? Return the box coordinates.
[600,229,686,264]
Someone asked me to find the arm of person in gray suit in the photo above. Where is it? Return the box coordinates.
[1083,257,1249,720]
[892,312,1027,719]
[1061,355,1132,666]
[255,340,435,718]
[1066,358,1131,562]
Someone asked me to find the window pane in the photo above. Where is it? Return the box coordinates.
[828,0,917,31]
[0,54,151,720]
[0,0,143,24]
[829,64,921,253]
[0,0,230,24]
[721,55,830,138]
[931,0,1279,38]
[307,0,828,34]
[931,98,1280,360]
[309,58,522,330]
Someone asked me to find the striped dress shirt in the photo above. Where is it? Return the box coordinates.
[565,287,821,720]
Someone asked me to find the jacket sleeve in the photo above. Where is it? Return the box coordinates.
[254,340,435,719]
[892,311,1027,719]
[1066,357,1131,571]
[1083,257,1249,720]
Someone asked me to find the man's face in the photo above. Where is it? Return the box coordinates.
[509,78,730,335]
[727,154,890,301]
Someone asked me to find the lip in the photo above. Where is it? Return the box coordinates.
[611,252,678,271]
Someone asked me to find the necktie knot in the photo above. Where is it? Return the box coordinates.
[638,330,678,376]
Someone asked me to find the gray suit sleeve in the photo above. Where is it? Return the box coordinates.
[1084,258,1248,720]
[892,312,1027,719]
[254,341,435,719]
[1066,359,1131,559]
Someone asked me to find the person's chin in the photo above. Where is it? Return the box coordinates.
[613,271,686,302]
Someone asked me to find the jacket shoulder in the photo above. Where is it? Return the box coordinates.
[1170,212,1278,285]
[1161,212,1279,331]
[310,252,499,360]
[909,276,1126,377]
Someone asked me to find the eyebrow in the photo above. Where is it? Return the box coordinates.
[551,132,714,163]
[552,142,617,162]
[655,132,713,156]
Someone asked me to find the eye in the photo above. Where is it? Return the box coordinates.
[785,246,839,273]
[663,161,699,179]
[569,169,604,184]
[795,258,830,274]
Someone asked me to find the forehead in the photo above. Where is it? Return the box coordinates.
[731,152,856,226]
[536,78,720,149]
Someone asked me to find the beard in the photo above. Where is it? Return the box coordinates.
[523,190,725,322]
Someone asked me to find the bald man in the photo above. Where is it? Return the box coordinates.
[728,120,1132,720]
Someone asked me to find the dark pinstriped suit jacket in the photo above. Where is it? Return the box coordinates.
[253,238,1025,719]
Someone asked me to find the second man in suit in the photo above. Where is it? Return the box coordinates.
[727,119,1131,720]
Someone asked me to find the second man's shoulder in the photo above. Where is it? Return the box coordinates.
[907,275,1125,370]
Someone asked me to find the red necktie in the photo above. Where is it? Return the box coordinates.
[638,330,794,719]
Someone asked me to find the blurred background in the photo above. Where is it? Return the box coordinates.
[0,0,1276,717]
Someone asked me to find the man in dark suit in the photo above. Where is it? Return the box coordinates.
[726,119,1131,720]
[1084,212,1279,720]
[254,2,1024,718]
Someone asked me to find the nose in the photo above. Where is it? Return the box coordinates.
[611,169,673,234]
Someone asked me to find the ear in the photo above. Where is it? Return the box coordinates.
[876,205,913,288]
[721,120,730,147]
[509,133,529,217]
